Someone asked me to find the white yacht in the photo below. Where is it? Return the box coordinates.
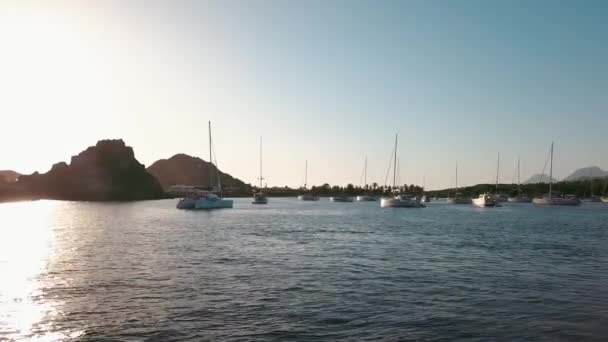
[356,156,378,201]
[298,160,319,201]
[446,163,472,204]
[532,142,581,206]
[473,193,498,207]
[380,134,425,208]
[252,136,268,204]
[177,122,233,210]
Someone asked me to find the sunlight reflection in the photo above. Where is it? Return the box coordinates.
[0,200,82,341]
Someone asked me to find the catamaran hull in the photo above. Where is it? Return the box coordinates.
[356,195,377,201]
[532,198,581,206]
[330,197,353,202]
[194,199,234,209]
[381,198,425,208]
[298,194,319,201]
[508,197,532,203]
[447,198,472,204]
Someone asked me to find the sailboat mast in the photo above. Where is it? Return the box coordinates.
[517,157,521,195]
[364,156,368,188]
[393,134,398,188]
[259,136,263,189]
[455,162,458,193]
[496,152,500,195]
[549,142,554,199]
[208,121,213,190]
[304,160,308,189]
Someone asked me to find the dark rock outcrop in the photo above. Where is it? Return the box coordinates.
[147,154,248,191]
[8,139,164,201]
[0,170,20,184]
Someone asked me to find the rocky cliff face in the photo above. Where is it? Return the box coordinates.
[147,154,248,191]
[13,140,164,201]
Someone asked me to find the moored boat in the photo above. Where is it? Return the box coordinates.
[177,122,233,210]
[252,136,268,204]
[532,142,581,206]
[297,160,319,201]
[356,195,377,201]
[446,163,472,204]
[508,157,531,203]
[330,196,353,202]
[472,193,498,207]
[380,134,425,208]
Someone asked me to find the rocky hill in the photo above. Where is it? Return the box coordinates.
[0,170,20,183]
[524,173,558,184]
[563,166,608,181]
[5,140,164,201]
[147,154,248,192]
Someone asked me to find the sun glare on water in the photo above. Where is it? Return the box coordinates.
[0,201,82,341]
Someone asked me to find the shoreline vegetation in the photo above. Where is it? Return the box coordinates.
[1,139,607,203]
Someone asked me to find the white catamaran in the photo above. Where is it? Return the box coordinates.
[252,136,268,204]
[380,134,425,208]
[177,122,234,210]
[532,142,581,206]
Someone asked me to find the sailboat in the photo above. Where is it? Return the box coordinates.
[508,157,531,202]
[356,156,377,201]
[380,134,425,208]
[297,160,319,201]
[177,122,234,210]
[472,153,499,208]
[602,179,608,203]
[421,176,431,203]
[446,163,472,204]
[252,136,268,204]
[532,142,581,206]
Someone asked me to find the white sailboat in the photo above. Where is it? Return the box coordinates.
[508,157,531,203]
[356,156,377,201]
[446,163,472,204]
[472,153,500,208]
[532,142,581,206]
[252,136,268,204]
[380,134,425,208]
[297,160,319,201]
[177,122,234,210]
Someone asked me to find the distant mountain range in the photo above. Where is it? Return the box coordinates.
[147,154,248,191]
[523,174,558,184]
[563,166,608,181]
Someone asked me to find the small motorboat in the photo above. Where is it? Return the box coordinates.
[472,193,499,207]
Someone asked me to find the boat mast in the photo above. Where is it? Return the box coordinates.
[364,156,368,189]
[393,134,398,188]
[495,152,500,195]
[259,136,263,189]
[517,157,521,195]
[455,162,458,194]
[549,142,553,199]
[208,121,213,190]
[304,160,308,189]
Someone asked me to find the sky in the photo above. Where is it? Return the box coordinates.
[0,0,606,190]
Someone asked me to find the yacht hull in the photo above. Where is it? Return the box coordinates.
[447,198,472,204]
[194,199,234,209]
[602,197,608,203]
[298,194,319,201]
[356,195,377,201]
[381,198,425,208]
[472,195,498,207]
[330,197,353,202]
[508,197,531,203]
[532,198,581,206]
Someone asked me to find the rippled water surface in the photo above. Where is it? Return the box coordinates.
[1,199,607,341]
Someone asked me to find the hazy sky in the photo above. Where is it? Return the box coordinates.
[1,0,606,189]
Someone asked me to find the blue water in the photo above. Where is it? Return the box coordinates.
[1,199,607,341]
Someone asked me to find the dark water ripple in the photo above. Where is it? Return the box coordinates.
[1,199,608,341]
